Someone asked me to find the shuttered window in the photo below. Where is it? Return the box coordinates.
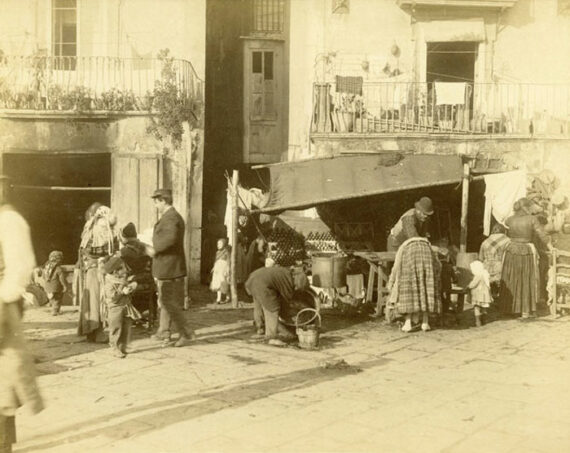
[250,50,276,120]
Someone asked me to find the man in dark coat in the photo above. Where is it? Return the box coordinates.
[245,264,309,346]
[150,189,195,347]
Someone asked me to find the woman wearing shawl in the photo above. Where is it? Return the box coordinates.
[77,205,119,342]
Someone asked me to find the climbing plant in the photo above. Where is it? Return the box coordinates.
[146,48,198,149]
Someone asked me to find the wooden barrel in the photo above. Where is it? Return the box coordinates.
[311,253,348,288]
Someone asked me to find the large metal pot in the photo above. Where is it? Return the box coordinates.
[311,253,348,288]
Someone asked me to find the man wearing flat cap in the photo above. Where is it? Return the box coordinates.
[387,196,434,252]
[150,189,195,347]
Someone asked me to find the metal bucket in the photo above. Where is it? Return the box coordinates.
[311,253,348,288]
[295,308,321,350]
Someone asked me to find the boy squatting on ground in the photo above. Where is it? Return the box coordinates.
[103,256,140,358]
[41,251,67,316]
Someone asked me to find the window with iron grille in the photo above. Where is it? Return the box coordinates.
[252,0,285,33]
[52,0,77,69]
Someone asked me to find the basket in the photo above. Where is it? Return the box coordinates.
[295,308,321,350]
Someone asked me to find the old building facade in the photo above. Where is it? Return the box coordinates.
[1,0,569,279]
[0,0,205,282]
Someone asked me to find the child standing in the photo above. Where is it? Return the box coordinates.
[103,256,140,358]
[210,238,230,303]
[42,251,67,316]
[468,260,492,327]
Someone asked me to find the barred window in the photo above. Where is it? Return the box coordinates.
[252,0,285,33]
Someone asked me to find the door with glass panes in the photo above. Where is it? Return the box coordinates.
[243,40,284,163]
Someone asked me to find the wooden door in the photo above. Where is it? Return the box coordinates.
[111,153,162,235]
[243,40,284,163]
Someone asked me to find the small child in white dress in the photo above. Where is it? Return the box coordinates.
[468,260,492,327]
[210,238,231,303]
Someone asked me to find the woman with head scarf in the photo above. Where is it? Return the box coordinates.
[77,205,119,342]
[499,197,552,319]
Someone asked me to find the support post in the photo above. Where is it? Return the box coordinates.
[230,169,239,308]
[460,163,470,253]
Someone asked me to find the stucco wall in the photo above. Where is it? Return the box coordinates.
[0,0,206,78]
[495,0,570,83]
[288,0,413,160]
[311,134,570,197]
[287,0,570,160]
[0,114,204,282]
[0,0,49,55]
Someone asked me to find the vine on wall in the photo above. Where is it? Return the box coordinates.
[146,49,200,150]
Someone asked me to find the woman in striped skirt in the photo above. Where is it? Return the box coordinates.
[499,198,551,318]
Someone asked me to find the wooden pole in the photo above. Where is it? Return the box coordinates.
[230,169,239,308]
[459,162,470,253]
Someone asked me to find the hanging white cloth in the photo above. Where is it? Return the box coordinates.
[224,184,269,246]
[483,170,527,235]
[435,82,466,105]
[224,187,234,246]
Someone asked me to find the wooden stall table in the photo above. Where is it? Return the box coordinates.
[353,251,396,320]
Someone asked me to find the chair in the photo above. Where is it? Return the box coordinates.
[548,248,570,317]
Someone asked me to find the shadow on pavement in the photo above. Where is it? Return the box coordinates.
[16,356,391,452]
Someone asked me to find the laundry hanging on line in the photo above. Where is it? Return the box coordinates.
[435,82,467,105]
[224,184,269,246]
[483,169,527,236]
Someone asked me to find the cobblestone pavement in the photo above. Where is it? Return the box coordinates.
[13,295,570,453]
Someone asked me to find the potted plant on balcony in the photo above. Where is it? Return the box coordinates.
[94,88,137,111]
[47,85,92,111]
[70,86,92,112]
[332,93,365,133]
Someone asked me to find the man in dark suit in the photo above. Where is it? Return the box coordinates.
[150,189,195,347]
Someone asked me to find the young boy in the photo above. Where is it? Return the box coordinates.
[42,251,67,316]
[103,256,139,358]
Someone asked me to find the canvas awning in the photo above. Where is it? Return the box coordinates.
[254,153,465,213]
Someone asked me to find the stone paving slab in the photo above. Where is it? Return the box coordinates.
[12,304,570,453]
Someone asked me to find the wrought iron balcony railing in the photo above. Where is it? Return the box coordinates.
[0,55,203,112]
[312,81,570,137]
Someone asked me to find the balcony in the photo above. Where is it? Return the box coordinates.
[311,81,570,137]
[0,55,203,113]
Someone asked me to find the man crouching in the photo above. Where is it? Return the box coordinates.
[245,261,309,347]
